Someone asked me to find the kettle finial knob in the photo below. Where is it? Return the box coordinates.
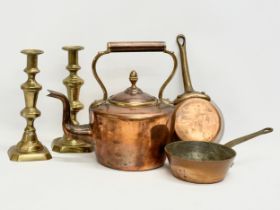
[129,70,138,88]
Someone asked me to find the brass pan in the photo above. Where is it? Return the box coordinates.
[165,127,273,184]
[174,34,223,142]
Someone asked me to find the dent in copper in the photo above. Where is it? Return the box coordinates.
[175,98,222,142]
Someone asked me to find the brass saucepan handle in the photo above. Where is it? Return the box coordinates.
[92,41,177,101]
[224,127,273,148]
[177,34,194,93]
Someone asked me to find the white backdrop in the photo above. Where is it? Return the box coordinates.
[0,0,279,210]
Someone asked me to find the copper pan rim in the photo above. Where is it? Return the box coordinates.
[165,141,237,163]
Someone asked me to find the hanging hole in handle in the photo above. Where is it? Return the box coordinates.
[177,34,186,47]
[262,127,273,134]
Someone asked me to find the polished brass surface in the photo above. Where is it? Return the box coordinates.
[8,49,52,161]
[92,41,177,101]
[48,41,177,171]
[165,127,273,183]
[52,136,93,153]
[224,127,273,148]
[176,36,193,93]
[174,35,208,101]
[62,45,84,124]
[51,46,93,153]
[174,34,223,142]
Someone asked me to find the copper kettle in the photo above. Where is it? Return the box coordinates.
[48,41,177,171]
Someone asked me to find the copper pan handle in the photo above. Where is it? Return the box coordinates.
[224,127,273,148]
[177,34,194,93]
[92,41,177,101]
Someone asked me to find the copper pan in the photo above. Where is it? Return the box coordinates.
[174,34,223,142]
[165,127,273,184]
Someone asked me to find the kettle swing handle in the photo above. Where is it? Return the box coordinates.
[92,41,178,101]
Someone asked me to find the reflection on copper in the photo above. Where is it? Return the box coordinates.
[175,98,221,142]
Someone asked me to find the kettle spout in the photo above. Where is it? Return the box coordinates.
[47,90,93,144]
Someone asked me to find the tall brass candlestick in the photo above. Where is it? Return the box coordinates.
[51,46,93,153]
[8,49,52,161]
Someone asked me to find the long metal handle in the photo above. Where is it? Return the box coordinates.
[108,41,166,52]
[92,41,177,101]
[224,127,273,148]
[177,34,194,93]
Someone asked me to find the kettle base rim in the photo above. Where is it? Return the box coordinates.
[96,157,165,171]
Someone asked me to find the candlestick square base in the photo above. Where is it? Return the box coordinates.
[52,136,94,153]
[8,146,52,162]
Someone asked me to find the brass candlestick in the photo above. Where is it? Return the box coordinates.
[8,49,52,161]
[51,46,93,153]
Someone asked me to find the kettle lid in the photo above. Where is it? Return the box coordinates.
[108,71,158,107]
